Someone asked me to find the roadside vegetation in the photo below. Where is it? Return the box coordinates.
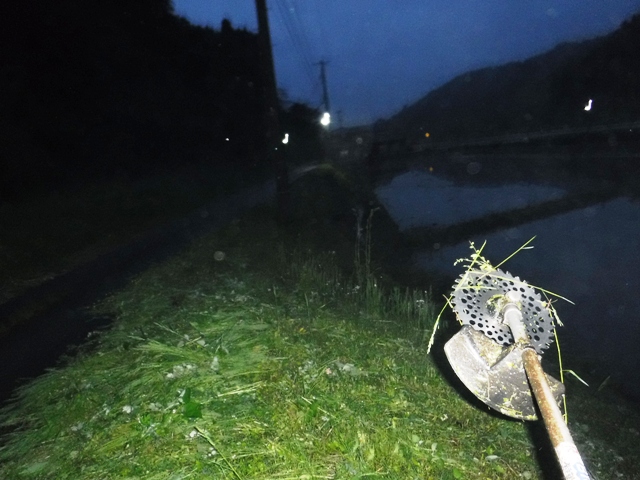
[1,167,639,479]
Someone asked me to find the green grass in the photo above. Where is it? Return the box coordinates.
[2,208,638,479]
[1,164,639,479]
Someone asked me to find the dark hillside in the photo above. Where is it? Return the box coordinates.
[549,13,640,126]
[0,1,266,200]
[377,13,640,142]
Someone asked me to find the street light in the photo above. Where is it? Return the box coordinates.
[320,112,331,127]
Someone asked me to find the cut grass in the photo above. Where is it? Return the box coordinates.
[0,211,534,479]
[1,205,638,479]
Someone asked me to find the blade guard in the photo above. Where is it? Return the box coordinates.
[445,326,565,420]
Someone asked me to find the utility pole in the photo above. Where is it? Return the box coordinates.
[317,59,331,113]
[255,0,290,222]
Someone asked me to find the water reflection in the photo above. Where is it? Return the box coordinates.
[376,169,640,399]
[375,170,566,230]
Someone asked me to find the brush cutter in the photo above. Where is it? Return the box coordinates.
[444,268,590,480]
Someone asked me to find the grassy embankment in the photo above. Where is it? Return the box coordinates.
[0,161,270,338]
[1,166,639,479]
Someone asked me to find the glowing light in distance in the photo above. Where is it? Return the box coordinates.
[282,133,289,144]
[584,99,593,111]
[320,112,331,126]
[425,132,431,138]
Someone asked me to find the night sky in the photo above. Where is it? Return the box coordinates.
[172,1,640,127]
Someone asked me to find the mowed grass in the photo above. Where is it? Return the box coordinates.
[1,166,638,479]
[0,206,545,480]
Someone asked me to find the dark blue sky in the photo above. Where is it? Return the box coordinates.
[173,0,640,127]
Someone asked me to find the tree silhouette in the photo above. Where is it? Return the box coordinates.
[0,0,279,200]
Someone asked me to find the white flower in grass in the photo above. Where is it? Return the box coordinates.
[188,429,198,439]
[211,356,220,372]
[122,405,133,414]
[233,294,250,303]
[335,361,360,377]
[70,422,84,432]
[340,363,357,375]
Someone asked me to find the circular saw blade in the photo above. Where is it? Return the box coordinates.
[450,268,555,354]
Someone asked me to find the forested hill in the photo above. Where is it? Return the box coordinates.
[376,13,640,143]
[0,1,266,200]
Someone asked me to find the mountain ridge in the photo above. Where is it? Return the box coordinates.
[376,13,640,142]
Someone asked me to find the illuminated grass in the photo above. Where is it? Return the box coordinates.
[0,209,637,479]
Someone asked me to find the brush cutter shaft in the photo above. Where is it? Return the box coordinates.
[522,348,590,480]
[503,302,527,342]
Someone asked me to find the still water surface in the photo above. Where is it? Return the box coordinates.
[376,169,640,399]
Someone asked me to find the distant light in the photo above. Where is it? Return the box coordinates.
[584,99,593,111]
[225,138,229,141]
[425,132,431,138]
[320,112,331,126]
[282,133,289,144]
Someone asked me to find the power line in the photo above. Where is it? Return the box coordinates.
[273,0,322,102]
[273,0,315,85]
[283,0,319,78]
